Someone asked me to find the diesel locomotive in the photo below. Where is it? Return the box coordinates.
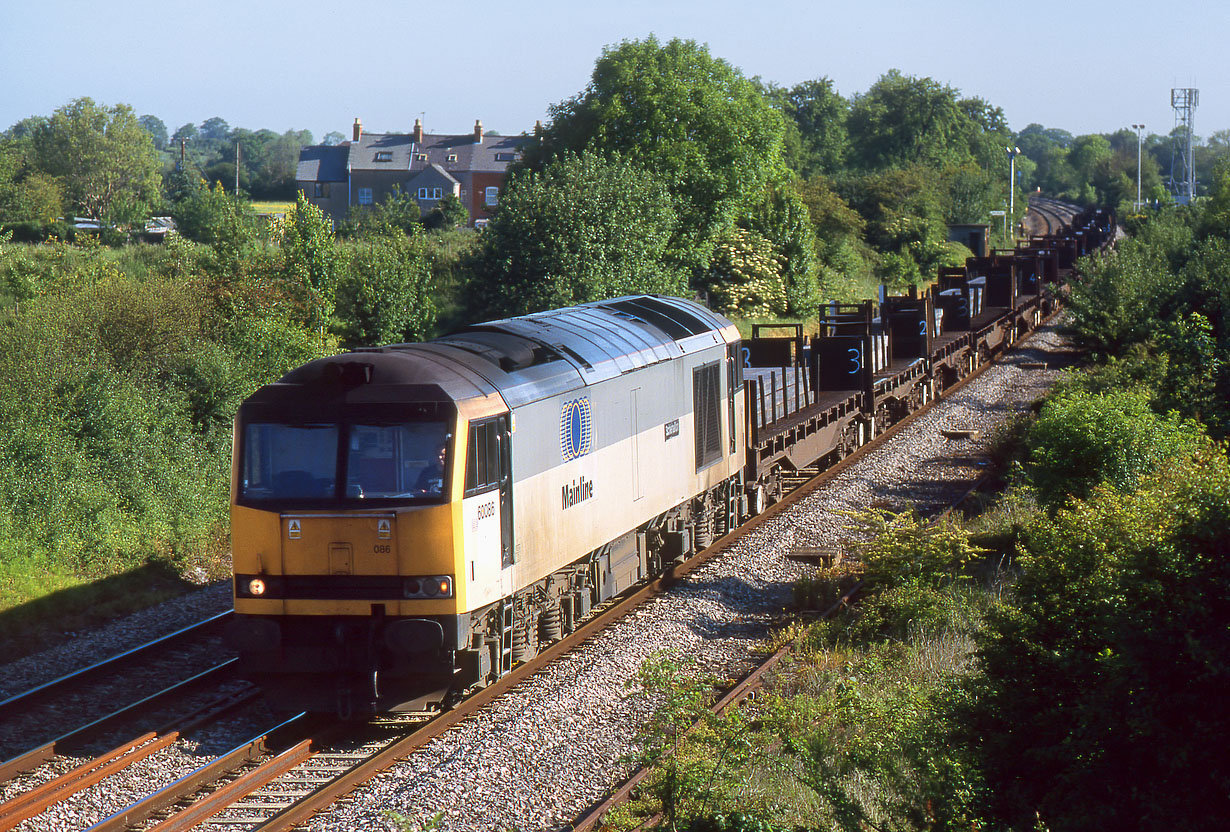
[226,206,1116,715]
[227,295,746,714]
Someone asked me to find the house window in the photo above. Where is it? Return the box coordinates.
[313,182,330,198]
[416,153,428,161]
[418,187,443,200]
[495,152,516,162]
[485,186,499,207]
[447,154,458,162]
[357,187,373,205]
[374,150,393,162]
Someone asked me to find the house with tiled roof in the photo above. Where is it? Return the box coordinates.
[296,118,527,227]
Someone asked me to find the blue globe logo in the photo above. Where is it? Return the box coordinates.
[560,398,593,461]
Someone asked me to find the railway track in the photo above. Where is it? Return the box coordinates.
[0,610,280,830]
[0,612,237,771]
[1025,196,1080,236]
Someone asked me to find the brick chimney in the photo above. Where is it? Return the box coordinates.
[474,119,483,144]
[353,117,362,142]
[413,118,423,144]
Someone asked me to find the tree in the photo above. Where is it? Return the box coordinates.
[837,164,948,287]
[199,116,231,143]
[335,229,436,347]
[273,192,340,328]
[939,161,1001,224]
[768,77,849,178]
[522,36,788,275]
[470,150,686,319]
[968,449,1230,832]
[172,122,198,145]
[321,131,346,146]
[741,183,821,316]
[139,115,168,151]
[847,70,978,171]
[33,98,162,224]
[0,139,63,225]
[794,175,876,294]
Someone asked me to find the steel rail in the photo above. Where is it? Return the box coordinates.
[0,611,232,723]
[86,714,310,832]
[0,732,178,832]
[0,681,263,830]
[0,659,239,782]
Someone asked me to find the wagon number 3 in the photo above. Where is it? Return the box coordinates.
[847,347,862,374]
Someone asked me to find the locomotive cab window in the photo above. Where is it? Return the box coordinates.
[242,424,339,499]
[465,419,502,496]
[345,422,450,499]
[240,419,451,505]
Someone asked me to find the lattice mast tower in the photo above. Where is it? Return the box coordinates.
[1170,88,1199,204]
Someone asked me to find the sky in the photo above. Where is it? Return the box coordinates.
[2,0,1227,144]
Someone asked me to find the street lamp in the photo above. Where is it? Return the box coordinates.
[1006,146,1022,239]
[1131,124,1145,211]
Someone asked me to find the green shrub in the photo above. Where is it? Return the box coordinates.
[968,448,1230,832]
[1025,389,1203,508]
[335,230,436,348]
[843,508,984,591]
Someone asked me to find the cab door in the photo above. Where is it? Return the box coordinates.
[462,414,513,609]
[496,414,514,569]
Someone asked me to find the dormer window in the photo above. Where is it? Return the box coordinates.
[447,154,458,162]
[416,153,428,161]
[374,151,393,162]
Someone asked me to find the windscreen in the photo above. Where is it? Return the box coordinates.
[241,420,450,503]
[242,423,339,499]
[345,422,450,498]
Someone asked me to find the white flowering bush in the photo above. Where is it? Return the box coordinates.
[704,228,788,317]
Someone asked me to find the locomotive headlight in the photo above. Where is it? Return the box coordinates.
[247,577,267,597]
[402,576,453,598]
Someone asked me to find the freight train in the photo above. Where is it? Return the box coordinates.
[225,207,1115,715]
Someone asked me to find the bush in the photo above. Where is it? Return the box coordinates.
[335,231,436,348]
[1024,389,1203,508]
[0,236,332,608]
[843,508,984,591]
[968,449,1230,832]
